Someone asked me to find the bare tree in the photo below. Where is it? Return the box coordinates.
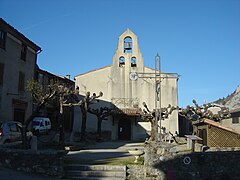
[79,91,103,141]
[140,99,231,142]
[27,80,106,145]
[140,102,177,141]
[24,80,59,148]
[26,79,80,148]
[178,99,231,122]
[88,107,114,141]
[57,85,79,146]
[60,87,104,142]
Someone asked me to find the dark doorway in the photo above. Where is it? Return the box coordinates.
[13,108,25,124]
[118,118,131,140]
[12,99,27,124]
[199,129,207,145]
[63,106,74,132]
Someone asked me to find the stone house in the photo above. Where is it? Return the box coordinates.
[192,118,240,147]
[35,67,75,131]
[220,108,240,133]
[74,29,179,141]
[0,18,41,123]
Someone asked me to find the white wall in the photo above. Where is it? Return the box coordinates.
[74,29,179,140]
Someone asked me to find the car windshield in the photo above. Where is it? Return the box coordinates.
[32,121,40,126]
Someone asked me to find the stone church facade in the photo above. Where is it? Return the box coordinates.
[74,29,179,141]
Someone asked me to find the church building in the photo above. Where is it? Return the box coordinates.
[74,29,179,141]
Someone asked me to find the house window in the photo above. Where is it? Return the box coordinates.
[131,57,137,67]
[0,30,6,49]
[124,37,132,53]
[20,44,27,61]
[119,56,125,67]
[0,63,4,85]
[18,71,25,92]
[232,117,239,124]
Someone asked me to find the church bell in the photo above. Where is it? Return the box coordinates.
[125,42,131,50]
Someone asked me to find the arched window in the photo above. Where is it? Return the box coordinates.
[119,56,125,67]
[131,57,137,67]
[124,37,132,53]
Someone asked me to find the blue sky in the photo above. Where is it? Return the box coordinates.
[1,0,239,107]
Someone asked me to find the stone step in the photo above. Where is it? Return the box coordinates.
[66,176,126,179]
[65,164,126,171]
[65,170,126,178]
[64,164,127,179]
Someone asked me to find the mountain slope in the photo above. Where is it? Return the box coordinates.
[214,86,240,110]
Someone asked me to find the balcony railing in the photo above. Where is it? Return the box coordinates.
[111,98,139,108]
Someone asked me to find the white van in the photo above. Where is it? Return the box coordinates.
[32,117,51,134]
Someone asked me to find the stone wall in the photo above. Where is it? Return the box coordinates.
[127,165,163,180]
[154,151,240,179]
[0,146,66,178]
[137,141,240,180]
[127,165,145,179]
[2,142,240,180]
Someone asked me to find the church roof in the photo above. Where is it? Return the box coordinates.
[119,28,138,38]
[74,65,179,80]
[74,65,111,79]
[125,28,134,34]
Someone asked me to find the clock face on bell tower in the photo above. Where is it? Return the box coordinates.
[129,72,138,81]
